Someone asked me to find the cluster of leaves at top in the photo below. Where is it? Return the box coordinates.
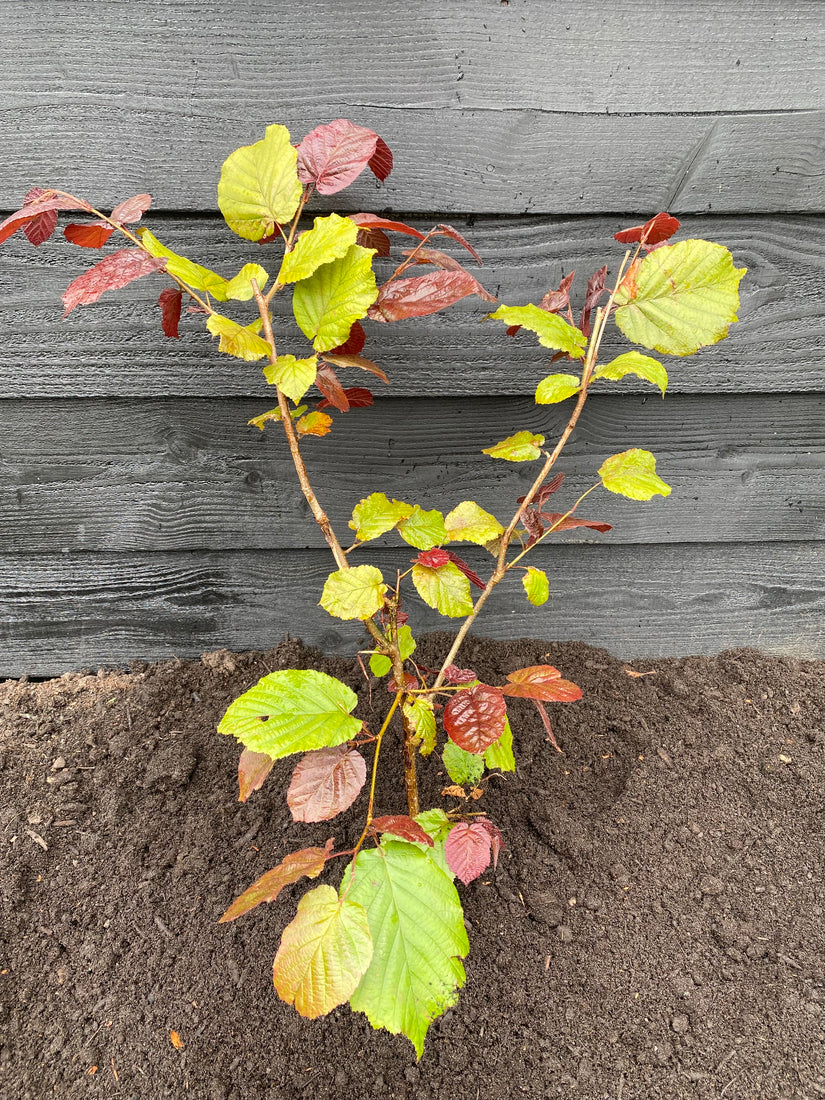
[2,120,745,1056]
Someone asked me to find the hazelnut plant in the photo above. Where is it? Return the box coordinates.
[2,120,745,1055]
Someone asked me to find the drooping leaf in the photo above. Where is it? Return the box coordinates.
[218,842,332,923]
[522,566,549,606]
[535,373,581,405]
[502,665,582,703]
[224,262,269,301]
[61,249,166,315]
[238,747,274,802]
[63,221,115,249]
[580,265,608,338]
[318,386,373,411]
[432,223,483,264]
[444,550,485,590]
[444,684,507,753]
[442,740,485,787]
[314,363,349,411]
[320,565,387,620]
[110,193,152,224]
[368,137,393,182]
[357,225,391,257]
[20,188,59,246]
[218,123,303,241]
[482,431,545,462]
[444,501,504,545]
[371,816,434,846]
[0,191,89,246]
[138,228,231,299]
[342,842,469,1057]
[401,246,468,272]
[598,448,671,501]
[397,506,448,551]
[206,313,271,361]
[487,304,587,358]
[444,822,492,885]
[158,288,183,338]
[330,319,367,355]
[349,492,413,542]
[349,213,425,240]
[613,239,746,356]
[218,669,361,757]
[279,213,359,284]
[287,745,367,822]
[593,351,668,396]
[477,819,505,869]
[368,270,494,323]
[484,715,515,772]
[533,699,562,752]
[411,560,473,618]
[293,244,378,353]
[614,212,680,247]
[273,885,373,1018]
[541,512,612,534]
[263,354,318,402]
[297,119,389,195]
[321,351,389,384]
[404,697,437,755]
[296,411,333,437]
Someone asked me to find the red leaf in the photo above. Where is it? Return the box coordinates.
[297,119,387,195]
[538,270,575,314]
[443,665,478,685]
[433,223,482,264]
[330,320,366,355]
[61,248,166,315]
[368,136,393,182]
[371,815,434,847]
[477,819,505,869]
[349,213,425,240]
[238,748,273,802]
[388,671,419,692]
[505,324,520,338]
[63,222,116,249]
[518,473,565,507]
[614,212,680,247]
[401,247,467,273]
[21,190,59,246]
[257,227,284,245]
[0,190,90,246]
[218,839,334,923]
[533,699,562,753]
[417,548,451,569]
[287,746,367,823]
[539,512,612,534]
[321,352,389,385]
[110,193,152,224]
[444,550,485,589]
[314,364,350,411]
[444,822,491,884]
[580,265,607,338]
[502,665,582,703]
[444,684,507,754]
[158,287,183,339]
[357,226,391,257]
[368,270,495,323]
[317,386,373,411]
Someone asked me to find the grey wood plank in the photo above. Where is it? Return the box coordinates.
[3,393,824,552]
[1,216,822,397]
[2,542,822,677]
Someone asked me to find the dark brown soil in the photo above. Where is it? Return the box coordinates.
[1,634,823,1100]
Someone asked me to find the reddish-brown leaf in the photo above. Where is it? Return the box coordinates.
[538,270,576,314]
[158,287,183,339]
[580,265,607,338]
[518,473,565,508]
[370,815,434,847]
[539,512,612,534]
[444,684,507,754]
[444,550,485,589]
[368,136,393,182]
[238,748,274,802]
[314,364,350,411]
[317,386,373,411]
[443,665,478,685]
[110,193,152,224]
[401,247,466,272]
[218,839,333,923]
[321,352,389,384]
[477,819,505,869]
[417,548,451,569]
[368,270,495,323]
[356,226,391,257]
[63,222,116,249]
[287,746,367,823]
[62,248,166,315]
[330,320,366,355]
[388,672,420,692]
[0,190,90,246]
[444,822,491,884]
[614,212,680,247]
[297,119,387,195]
[533,699,562,753]
[502,665,582,703]
[22,189,58,246]
[349,213,425,240]
[433,223,483,264]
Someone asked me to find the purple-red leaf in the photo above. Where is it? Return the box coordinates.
[371,815,434,847]
[580,265,607,338]
[614,212,680,247]
[368,270,495,323]
[0,190,90,246]
[63,222,116,249]
[317,386,373,411]
[349,213,425,240]
[443,665,478,685]
[287,745,367,823]
[110,193,152,224]
[238,748,274,802]
[297,119,390,195]
[62,248,166,315]
[433,223,482,264]
[314,364,350,412]
[218,839,334,923]
[502,665,582,703]
[417,548,451,569]
[21,189,58,246]
[368,136,393,182]
[444,550,485,590]
[330,320,366,356]
[444,684,507,754]
[477,819,505,869]
[444,822,492,884]
[533,700,562,753]
[519,472,566,507]
[539,512,612,534]
[158,287,183,339]
[356,226,391,257]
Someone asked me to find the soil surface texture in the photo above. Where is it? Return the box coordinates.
[1,633,823,1100]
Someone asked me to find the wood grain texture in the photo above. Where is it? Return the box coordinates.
[2,393,824,552]
[2,542,822,676]
[1,216,822,398]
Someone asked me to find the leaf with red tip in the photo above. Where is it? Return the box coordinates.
[62,249,166,315]
[238,747,274,802]
[321,352,389,385]
[318,386,373,411]
[330,320,366,355]
[371,815,434,846]
[443,665,478,685]
[444,684,507,754]
[540,512,612,534]
[218,839,333,923]
[287,745,367,823]
[614,212,680,247]
[314,364,350,411]
[433,224,482,264]
[0,190,89,246]
[444,550,485,590]
[417,548,451,569]
[444,822,491,884]
[297,119,388,195]
[368,136,393,182]
[63,222,115,249]
[356,226,391,257]
[368,270,495,322]
[580,265,608,338]
[158,287,183,339]
[110,193,152,224]
[477,819,504,869]
[502,665,582,703]
[350,213,425,240]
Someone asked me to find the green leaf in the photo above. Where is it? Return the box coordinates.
[273,885,373,1019]
[444,501,504,545]
[293,244,378,353]
[482,430,546,462]
[370,625,415,678]
[599,448,671,501]
[279,213,360,284]
[248,404,307,431]
[320,565,387,620]
[218,123,303,241]
[484,715,515,772]
[349,492,413,542]
[138,228,230,299]
[487,304,587,358]
[397,507,448,551]
[369,652,392,678]
[218,669,360,758]
[343,842,469,1057]
[522,566,549,606]
[535,373,581,405]
[593,351,668,396]
[225,263,269,301]
[442,740,485,787]
[414,808,456,877]
[404,697,437,756]
[263,354,318,403]
[614,239,746,356]
[411,560,473,618]
[206,313,271,361]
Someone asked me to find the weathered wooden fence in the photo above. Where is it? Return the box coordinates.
[1,1,823,674]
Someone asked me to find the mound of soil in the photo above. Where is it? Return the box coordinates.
[1,633,823,1100]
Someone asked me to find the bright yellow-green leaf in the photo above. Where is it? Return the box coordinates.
[225,263,269,301]
[614,239,746,356]
[442,740,484,787]
[535,373,581,405]
[404,697,437,756]
[273,885,373,1019]
[296,411,333,437]
[397,507,448,551]
[487,304,587,358]
[599,448,671,501]
[593,351,668,396]
[411,560,473,617]
[370,625,415,678]
[414,808,456,877]
[263,354,318,403]
[484,715,515,772]
[206,313,271,361]
[522,566,549,606]
[218,123,303,241]
[293,244,378,353]
[482,430,546,462]
[320,565,387,620]
[279,213,360,284]
[349,492,413,542]
[138,228,230,300]
[248,404,307,431]
[445,501,504,545]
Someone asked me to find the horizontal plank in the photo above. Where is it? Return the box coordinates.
[3,393,825,552]
[2,542,823,676]
[1,215,823,397]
